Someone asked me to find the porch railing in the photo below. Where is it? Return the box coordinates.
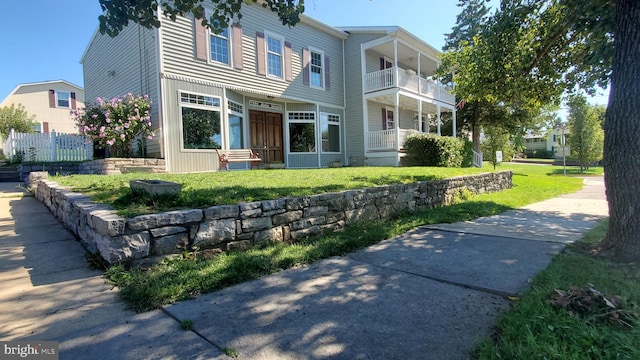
[3,129,93,162]
[368,128,419,151]
[364,67,456,105]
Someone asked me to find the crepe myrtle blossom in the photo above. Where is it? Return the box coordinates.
[73,93,154,157]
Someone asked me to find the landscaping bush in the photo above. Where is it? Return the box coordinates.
[524,149,554,159]
[404,133,464,167]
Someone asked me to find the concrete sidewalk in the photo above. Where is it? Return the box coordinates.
[0,177,607,359]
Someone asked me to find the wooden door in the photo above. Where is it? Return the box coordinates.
[249,110,283,164]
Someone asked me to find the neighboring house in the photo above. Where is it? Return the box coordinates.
[523,128,570,158]
[0,80,85,134]
[81,4,456,173]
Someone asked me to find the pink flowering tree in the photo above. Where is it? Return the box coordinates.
[73,93,154,158]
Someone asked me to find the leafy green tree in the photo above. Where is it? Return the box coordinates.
[566,95,604,172]
[439,1,546,151]
[0,104,37,139]
[98,0,304,36]
[481,125,514,169]
[442,0,640,262]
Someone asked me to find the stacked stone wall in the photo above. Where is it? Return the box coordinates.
[34,171,513,266]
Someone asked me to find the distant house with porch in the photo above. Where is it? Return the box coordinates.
[81,4,456,173]
[523,128,570,158]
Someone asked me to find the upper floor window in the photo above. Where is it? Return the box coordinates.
[210,27,230,65]
[310,49,324,89]
[56,91,70,108]
[266,33,284,78]
[49,89,76,109]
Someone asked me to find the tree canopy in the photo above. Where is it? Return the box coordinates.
[566,95,605,172]
[0,104,37,139]
[98,0,305,36]
[441,0,640,262]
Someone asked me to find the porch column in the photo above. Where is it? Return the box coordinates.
[395,91,400,150]
[418,100,423,132]
[393,39,399,86]
[452,108,457,138]
[436,104,441,136]
[417,53,422,96]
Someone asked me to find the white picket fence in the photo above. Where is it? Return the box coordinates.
[3,129,93,162]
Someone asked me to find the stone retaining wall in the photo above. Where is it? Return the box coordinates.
[18,158,166,180]
[34,171,512,267]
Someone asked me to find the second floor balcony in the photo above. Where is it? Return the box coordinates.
[364,67,455,105]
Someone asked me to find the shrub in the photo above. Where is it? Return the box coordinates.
[73,93,154,158]
[524,149,554,159]
[404,133,464,167]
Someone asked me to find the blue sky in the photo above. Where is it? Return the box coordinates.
[0,0,607,109]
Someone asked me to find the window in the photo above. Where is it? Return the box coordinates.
[321,113,340,153]
[56,91,70,108]
[288,112,316,153]
[310,49,323,88]
[228,101,244,149]
[266,33,283,78]
[210,27,230,64]
[180,92,222,150]
[385,108,395,129]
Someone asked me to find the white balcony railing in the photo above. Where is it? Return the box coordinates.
[368,128,419,151]
[364,67,456,105]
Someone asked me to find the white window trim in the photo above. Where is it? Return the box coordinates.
[264,30,285,80]
[320,112,340,154]
[227,100,244,150]
[309,47,324,90]
[208,26,233,67]
[178,90,223,153]
[56,91,71,108]
[385,106,395,129]
[287,111,317,154]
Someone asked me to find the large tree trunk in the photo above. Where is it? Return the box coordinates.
[600,0,640,262]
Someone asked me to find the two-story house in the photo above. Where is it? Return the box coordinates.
[81,4,456,173]
[0,80,85,135]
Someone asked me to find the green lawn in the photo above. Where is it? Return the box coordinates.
[475,220,640,360]
[52,163,597,217]
[97,163,592,311]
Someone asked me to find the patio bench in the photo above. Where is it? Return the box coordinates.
[216,149,262,170]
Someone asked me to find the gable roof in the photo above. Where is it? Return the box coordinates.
[338,26,441,56]
[2,80,84,105]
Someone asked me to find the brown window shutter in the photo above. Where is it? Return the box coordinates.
[324,55,330,91]
[194,17,208,60]
[71,92,77,110]
[43,122,49,133]
[284,41,293,81]
[49,90,56,108]
[302,48,310,85]
[232,24,243,70]
[382,108,387,130]
[380,57,385,70]
[256,32,266,75]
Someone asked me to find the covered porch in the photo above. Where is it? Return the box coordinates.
[365,91,456,154]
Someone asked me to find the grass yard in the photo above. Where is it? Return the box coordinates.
[91,163,594,311]
[51,163,597,217]
[475,220,640,360]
